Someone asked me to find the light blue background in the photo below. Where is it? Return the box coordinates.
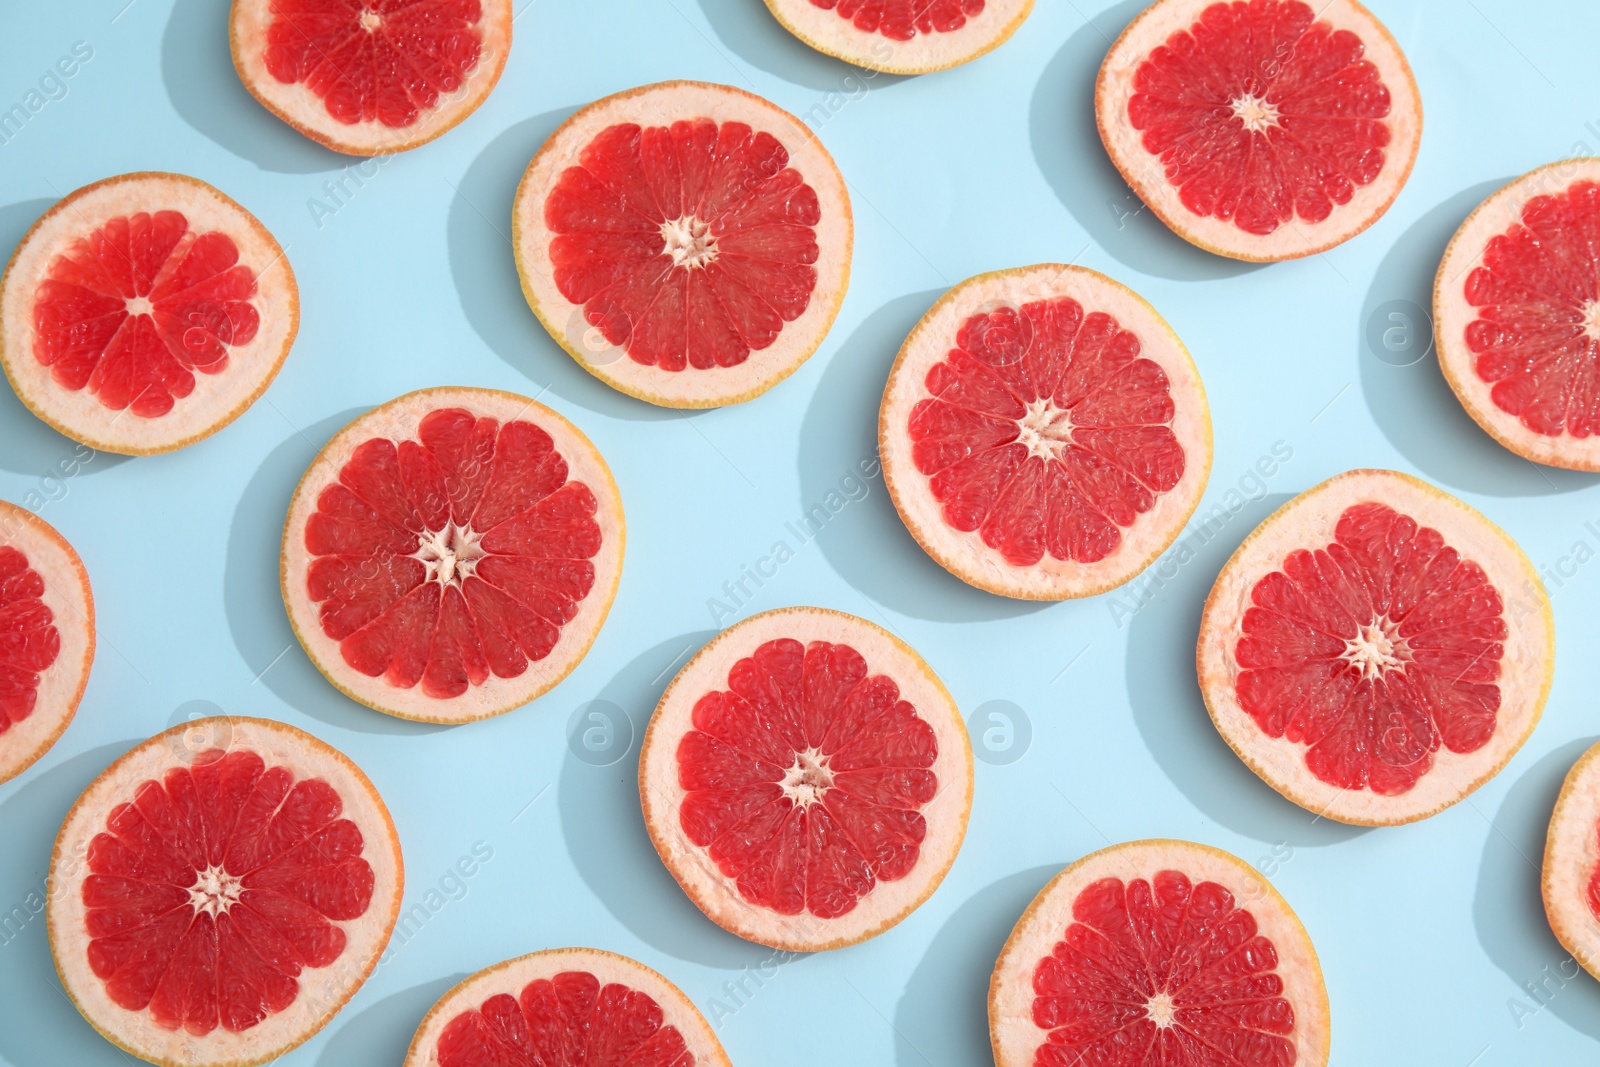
[3,0,1599,1063]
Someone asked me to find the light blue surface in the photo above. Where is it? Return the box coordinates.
[2,1,1599,1063]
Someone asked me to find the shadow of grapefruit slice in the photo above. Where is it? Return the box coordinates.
[763,0,1034,75]
[402,947,731,1067]
[1198,469,1553,826]
[1544,741,1600,983]
[640,606,972,951]
[990,839,1330,1067]
[47,716,403,1067]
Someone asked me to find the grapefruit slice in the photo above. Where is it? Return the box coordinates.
[402,947,731,1067]
[47,716,403,1067]
[1096,0,1422,262]
[1543,740,1600,982]
[880,264,1212,600]
[990,839,1330,1067]
[0,501,94,785]
[1435,159,1600,471]
[230,0,512,156]
[0,172,298,456]
[513,81,853,408]
[764,0,1034,75]
[281,387,624,724]
[1198,469,1553,826]
[640,606,972,951]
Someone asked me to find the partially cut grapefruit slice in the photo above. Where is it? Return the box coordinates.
[230,0,512,155]
[514,81,853,408]
[1544,740,1600,982]
[0,501,94,785]
[282,387,624,723]
[402,947,731,1067]
[1096,0,1422,261]
[880,265,1211,600]
[640,606,972,951]
[48,716,403,1067]
[1198,469,1553,825]
[1435,159,1600,471]
[0,172,298,455]
[990,839,1330,1067]
[764,0,1034,75]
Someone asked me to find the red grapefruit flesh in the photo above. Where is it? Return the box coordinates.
[1435,159,1600,471]
[764,0,1034,74]
[0,502,94,785]
[48,716,403,1067]
[640,607,972,951]
[990,839,1329,1067]
[1096,0,1422,261]
[1198,469,1553,825]
[0,173,298,456]
[402,947,731,1067]
[230,0,512,155]
[514,81,853,408]
[282,387,624,724]
[1544,740,1600,981]
[880,265,1212,600]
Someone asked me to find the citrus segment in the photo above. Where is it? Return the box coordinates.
[640,607,971,950]
[282,388,624,723]
[0,173,298,455]
[1544,741,1600,981]
[880,265,1211,600]
[764,0,1033,74]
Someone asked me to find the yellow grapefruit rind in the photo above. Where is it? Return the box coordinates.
[639,606,973,952]
[1544,740,1600,983]
[280,387,626,724]
[989,839,1330,1067]
[1197,469,1554,826]
[0,172,299,456]
[762,0,1034,75]
[0,501,94,785]
[401,947,732,1067]
[513,80,854,409]
[1094,0,1422,263]
[229,0,512,156]
[47,717,405,1067]
[1434,158,1600,472]
[879,264,1213,600]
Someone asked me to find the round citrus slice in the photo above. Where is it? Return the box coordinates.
[281,387,624,724]
[990,839,1330,1067]
[0,172,298,455]
[0,501,93,785]
[880,264,1211,600]
[48,716,403,1067]
[1096,0,1422,261]
[230,0,512,155]
[402,948,731,1067]
[1198,469,1553,826]
[514,81,853,408]
[640,606,972,951]
[1435,159,1600,471]
[1543,740,1600,981]
[764,0,1034,75]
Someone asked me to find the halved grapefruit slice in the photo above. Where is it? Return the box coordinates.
[880,264,1211,600]
[0,501,94,785]
[1544,740,1600,982]
[640,606,972,951]
[990,839,1330,1067]
[514,81,853,408]
[1435,159,1600,471]
[402,947,731,1067]
[1096,0,1422,261]
[48,716,403,1067]
[1198,469,1553,826]
[281,387,624,724]
[764,0,1034,75]
[0,172,298,455]
[230,0,512,156]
